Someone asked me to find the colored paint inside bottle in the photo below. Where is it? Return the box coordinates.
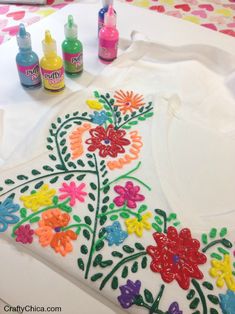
[99,5,119,63]
[40,30,65,92]
[98,0,115,34]
[62,15,83,76]
[16,24,41,88]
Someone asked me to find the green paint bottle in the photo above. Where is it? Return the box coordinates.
[62,15,83,76]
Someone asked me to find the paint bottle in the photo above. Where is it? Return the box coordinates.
[40,30,65,92]
[98,0,115,34]
[16,24,41,88]
[62,15,83,76]
[98,5,119,63]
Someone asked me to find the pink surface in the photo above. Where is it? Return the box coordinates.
[0,0,235,45]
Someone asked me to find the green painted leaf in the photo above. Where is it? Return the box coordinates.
[111,251,123,258]
[82,112,88,117]
[202,233,208,245]
[73,111,79,116]
[131,261,138,273]
[190,298,200,309]
[68,162,76,169]
[32,169,41,175]
[88,161,95,168]
[141,256,147,269]
[51,123,57,129]
[55,164,66,171]
[100,260,113,268]
[88,204,95,212]
[49,154,57,161]
[103,185,110,194]
[57,117,62,123]
[154,216,163,225]
[152,223,162,232]
[110,215,118,221]
[77,160,85,167]
[91,273,103,282]
[111,276,118,290]
[211,253,222,260]
[210,309,219,314]
[8,193,15,200]
[209,228,217,239]
[43,165,54,172]
[64,124,72,130]
[220,227,227,237]
[89,193,95,201]
[47,145,53,151]
[64,153,71,162]
[60,139,66,146]
[81,245,88,255]
[202,282,214,291]
[84,216,92,225]
[94,91,100,98]
[86,153,93,159]
[138,205,147,214]
[83,229,90,240]
[90,183,97,190]
[93,254,103,267]
[128,120,138,126]
[100,215,107,226]
[50,176,59,184]
[5,179,15,185]
[73,215,81,223]
[61,146,67,155]
[64,174,74,180]
[139,107,145,113]
[217,247,229,255]
[35,181,44,189]
[187,289,195,300]
[20,186,29,193]
[0,186,3,192]
[59,131,67,138]
[123,245,134,254]
[120,212,130,219]
[77,174,86,181]
[20,208,27,218]
[167,213,177,221]
[109,203,115,209]
[144,289,154,304]
[221,238,232,249]
[47,137,53,143]
[103,196,109,204]
[122,125,131,130]
[144,112,154,118]
[207,295,219,305]
[99,228,106,238]
[17,175,28,180]
[135,243,145,251]
[29,216,40,223]
[122,266,128,279]
[77,258,84,271]
[138,116,146,121]
[95,240,104,251]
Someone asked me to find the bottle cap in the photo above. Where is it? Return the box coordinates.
[42,30,57,56]
[104,5,116,27]
[65,15,78,39]
[102,0,113,7]
[17,24,31,49]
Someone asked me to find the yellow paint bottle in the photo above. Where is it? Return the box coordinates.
[40,30,65,92]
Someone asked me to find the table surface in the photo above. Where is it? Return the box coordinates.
[0,2,235,313]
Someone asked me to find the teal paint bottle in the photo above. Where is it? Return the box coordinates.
[62,15,83,76]
[16,24,41,88]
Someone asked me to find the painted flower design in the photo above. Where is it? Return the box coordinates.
[20,184,56,212]
[0,197,20,233]
[105,221,128,246]
[113,181,145,209]
[210,254,235,291]
[35,209,77,256]
[125,212,152,237]
[90,110,109,125]
[59,181,87,206]
[147,227,207,290]
[114,90,145,114]
[117,280,141,309]
[86,99,103,110]
[219,290,235,314]
[85,124,130,158]
[168,302,182,314]
[15,224,34,244]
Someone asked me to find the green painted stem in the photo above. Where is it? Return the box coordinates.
[97,208,139,219]
[85,154,100,279]
[100,161,151,192]
[116,106,153,130]
[150,285,165,314]
[62,223,94,234]
[11,199,70,237]
[139,302,166,314]
[155,209,167,234]
[0,169,96,198]
[202,238,231,253]
[191,279,207,314]
[99,251,147,290]
[100,95,117,128]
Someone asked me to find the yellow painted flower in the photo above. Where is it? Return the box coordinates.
[125,212,152,237]
[20,184,56,212]
[86,99,103,110]
[209,254,235,291]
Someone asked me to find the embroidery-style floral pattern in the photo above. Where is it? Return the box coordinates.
[20,184,56,212]
[147,227,207,290]
[113,181,145,209]
[59,182,87,206]
[85,124,130,158]
[0,90,234,314]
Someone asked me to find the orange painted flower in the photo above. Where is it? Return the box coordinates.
[114,90,145,114]
[35,209,77,256]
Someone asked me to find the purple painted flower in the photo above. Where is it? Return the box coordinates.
[15,224,34,244]
[113,181,145,209]
[168,302,182,314]
[117,280,141,309]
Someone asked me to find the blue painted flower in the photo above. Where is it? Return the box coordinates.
[0,198,20,232]
[90,110,109,125]
[118,280,141,309]
[219,290,235,314]
[168,302,182,314]
[105,221,128,246]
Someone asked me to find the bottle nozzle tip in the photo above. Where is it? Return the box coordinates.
[68,15,74,28]
[45,30,53,44]
[19,23,26,37]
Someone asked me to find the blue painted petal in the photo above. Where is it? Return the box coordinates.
[0,217,8,232]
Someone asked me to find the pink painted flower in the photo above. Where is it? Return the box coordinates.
[113,181,145,209]
[15,224,34,244]
[59,181,87,206]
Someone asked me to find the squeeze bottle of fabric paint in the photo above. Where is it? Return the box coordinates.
[62,15,83,76]
[16,24,41,88]
[98,0,115,34]
[98,5,119,63]
[40,30,65,92]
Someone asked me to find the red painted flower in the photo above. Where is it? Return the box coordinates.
[85,124,130,158]
[147,227,207,290]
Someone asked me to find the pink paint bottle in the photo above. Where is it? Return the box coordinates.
[98,5,119,64]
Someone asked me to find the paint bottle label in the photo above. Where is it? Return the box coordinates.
[63,52,83,74]
[17,63,41,87]
[99,38,118,61]
[41,67,65,91]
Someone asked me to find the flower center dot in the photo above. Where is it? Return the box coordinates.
[173,255,180,264]
[104,139,110,144]
[54,227,61,232]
